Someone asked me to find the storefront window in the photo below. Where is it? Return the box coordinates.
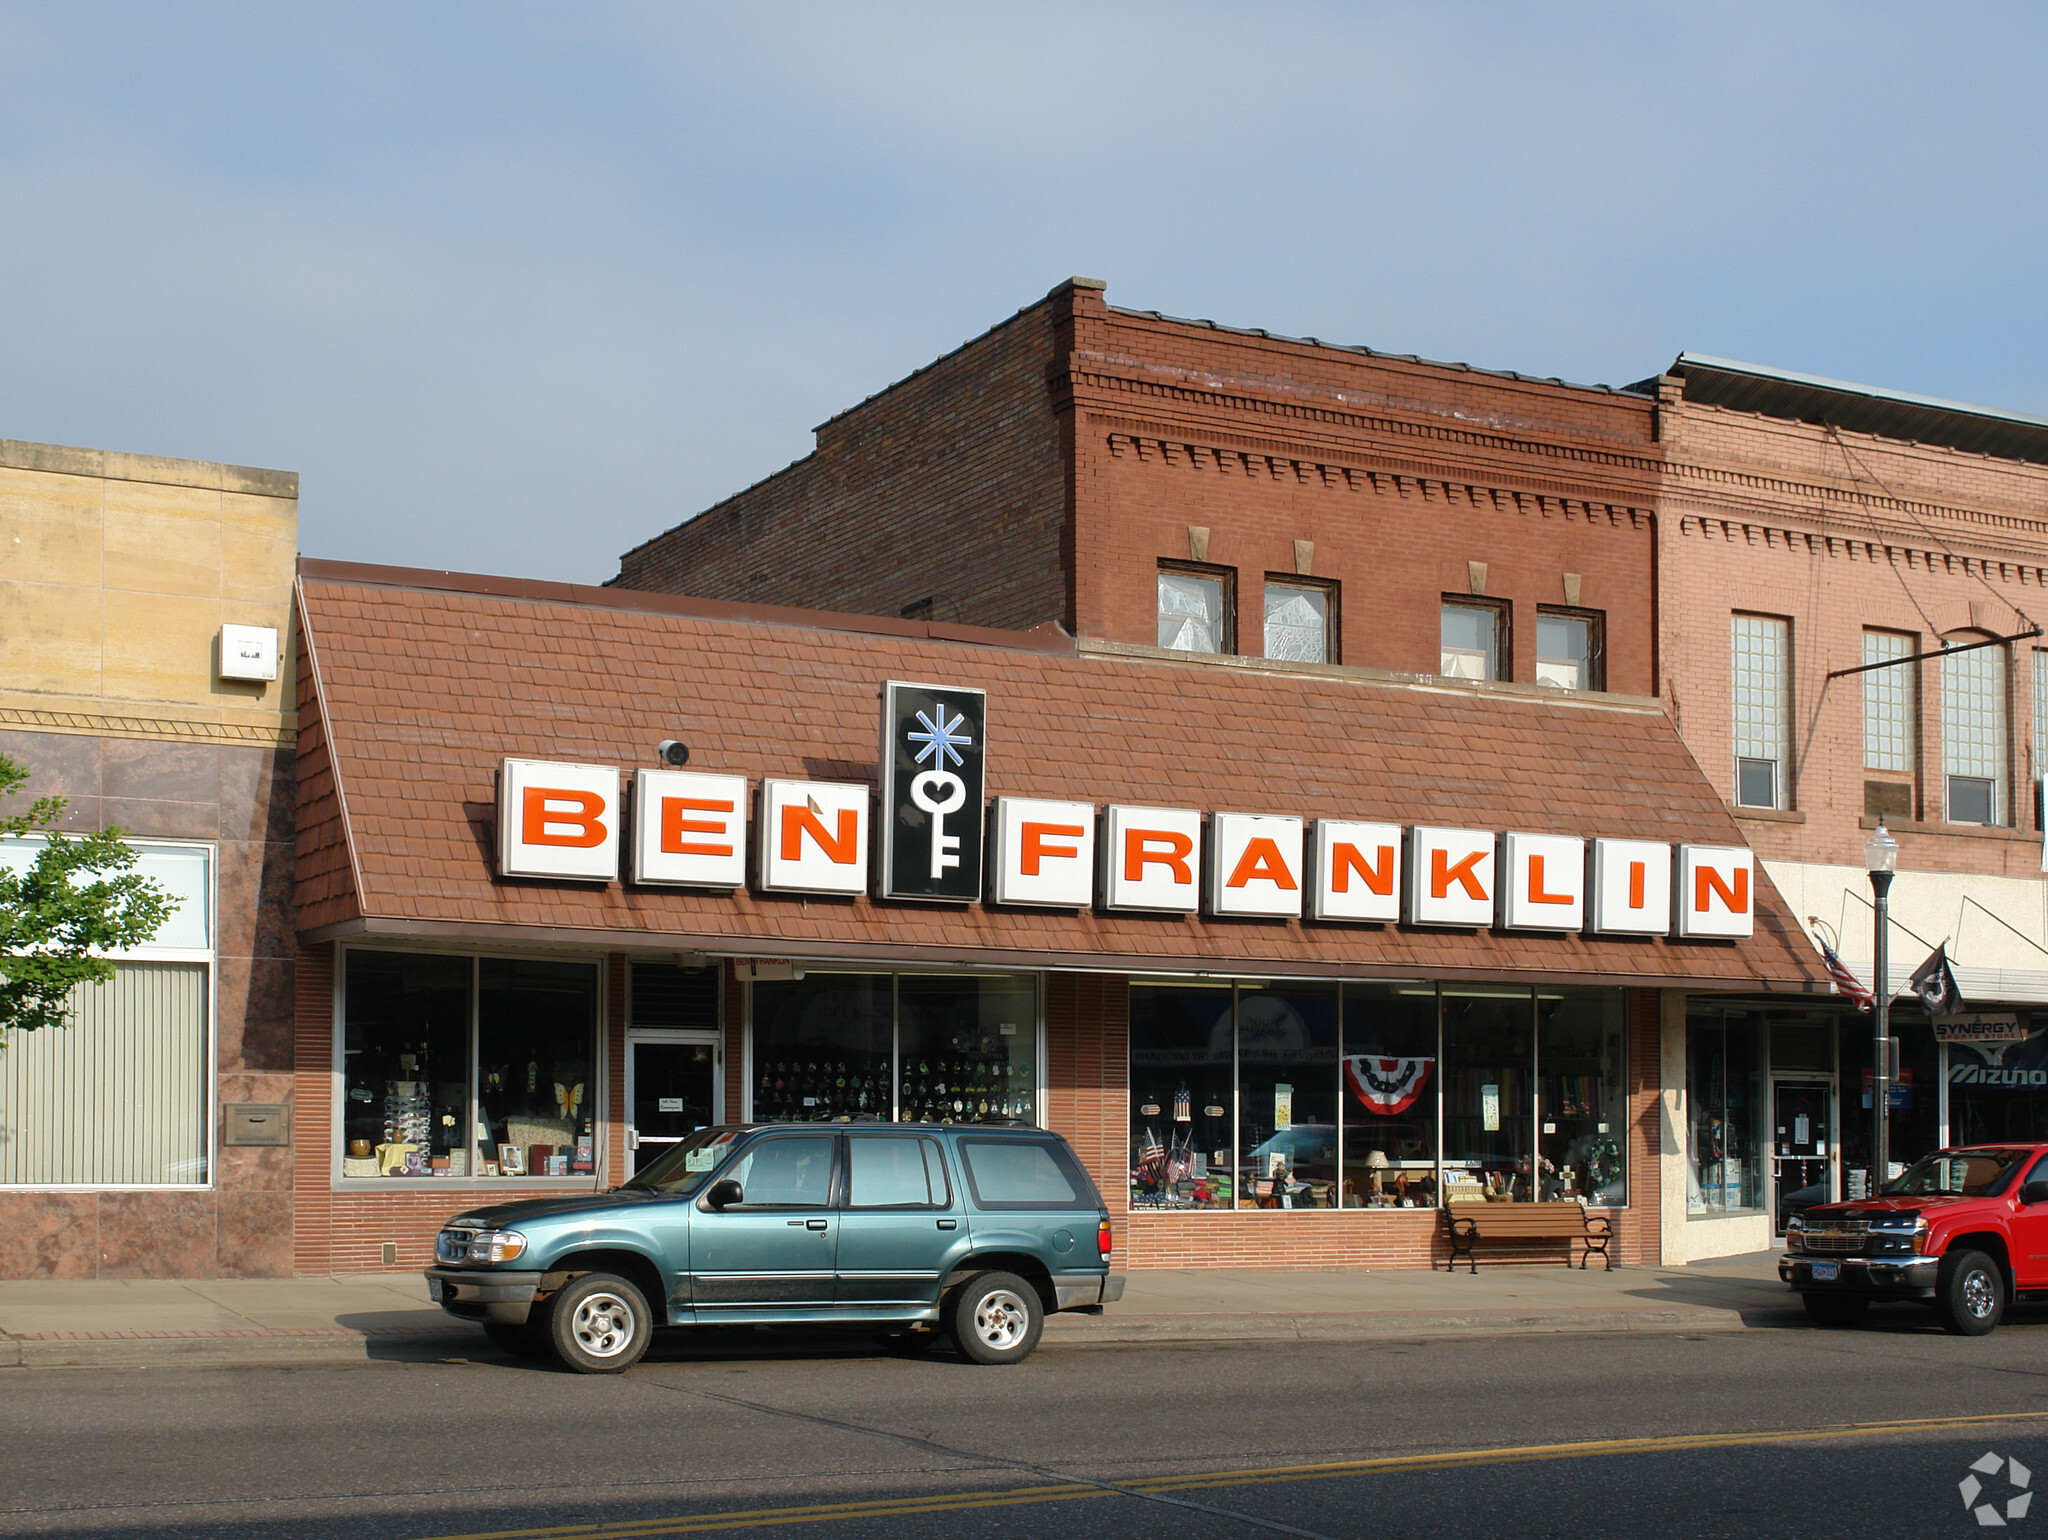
[1687,1008,1764,1212]
[1538,989,1626,1206]
[748,971,1039,1125]
[752,973,892,1121]
[1341,983,1437,1208]
[477,959,597,1178]
[1442,988,1533,1200]
[1129,984,1234,1210]
[341,949,597,1180]
[1236,984,1339,1209]
[1949,1015,2048,1146]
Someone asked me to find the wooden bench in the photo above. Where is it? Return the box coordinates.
[1439,1201,1613,1273]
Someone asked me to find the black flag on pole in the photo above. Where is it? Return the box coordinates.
[1908,943,1963,1017]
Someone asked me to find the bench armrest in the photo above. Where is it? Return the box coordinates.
[1584,1214,1614,1236]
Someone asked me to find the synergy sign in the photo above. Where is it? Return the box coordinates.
[493,686,1757,938]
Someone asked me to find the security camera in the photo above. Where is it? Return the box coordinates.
[657,740,690,768]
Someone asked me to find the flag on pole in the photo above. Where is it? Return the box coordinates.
[1909,943,1964,1017]
[1815,935,1875,1012]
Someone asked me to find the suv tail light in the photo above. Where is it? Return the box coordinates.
[1098,1219,1113,1260]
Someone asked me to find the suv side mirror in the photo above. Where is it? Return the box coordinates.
[2021,1179,2048,1206]
[703,1178,743,1211]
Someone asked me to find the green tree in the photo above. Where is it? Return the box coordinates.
[0,753,176,1039]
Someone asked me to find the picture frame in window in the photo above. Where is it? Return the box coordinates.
[1157,560,1237,655]
[1534,605,1604,692]
[1440,596,1511,683]
[1262,574,1340,666]
[498,1143,526,1176]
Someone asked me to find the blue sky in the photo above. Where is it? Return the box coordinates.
[3,3,2043,584]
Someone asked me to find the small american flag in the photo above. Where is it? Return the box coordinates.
[1816,934,1874,1012]
[1135,1126,1166,1181]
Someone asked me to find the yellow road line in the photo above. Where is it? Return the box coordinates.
[418,1408,2048,1540]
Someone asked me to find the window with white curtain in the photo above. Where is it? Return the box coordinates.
[1732,616,1791,809]
[1862,631,1916,771]
[0,840,212,1188]
[1943,641,2007,825]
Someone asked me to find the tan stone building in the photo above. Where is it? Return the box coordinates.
[0,438,298,1277]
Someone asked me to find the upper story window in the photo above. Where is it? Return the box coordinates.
[1731,615,1790,809]
[1862,631,1917,772]
[1942,639,2007,826]
[2034,651,2048,829]
[1263,577,1337,665]
[1441,599,1509,682]
[1157,562,1234,654]
[1534,607,1603,691]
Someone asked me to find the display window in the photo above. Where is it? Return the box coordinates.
[340,948,598,1180]
[1131,979,1627,1214]
[1948,1015,2048,1146]
[747,971,1040,1125]
[1686,1007,1764,1213]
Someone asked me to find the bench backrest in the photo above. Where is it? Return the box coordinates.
[1442,1201,1589,1235]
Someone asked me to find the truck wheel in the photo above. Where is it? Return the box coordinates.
[1801,1293,1869,1328]
[949,1271,1044,1365]
[1935,1250,2005,1336]
[547,1272,653,1372]
[482,1320,551,1360]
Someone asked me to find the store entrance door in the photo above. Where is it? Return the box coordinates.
[627,1033,721,1177]
[1772,1080,1832,1234]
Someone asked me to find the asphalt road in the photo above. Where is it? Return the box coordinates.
[10,1307,2048,1540]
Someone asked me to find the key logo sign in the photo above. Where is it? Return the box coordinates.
[498,758,620,881]
[632,769,746,888]
[879,681,987,903]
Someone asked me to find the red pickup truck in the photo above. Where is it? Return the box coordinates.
[1780,1143,2048,1335]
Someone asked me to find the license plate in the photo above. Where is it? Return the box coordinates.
[1810,1262,1840,1282]
[426,1277,446,1302]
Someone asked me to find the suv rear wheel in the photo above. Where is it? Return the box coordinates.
[949,1271,1044,1365]
[1801,1293,1869,1328]
[547,1272,654,1372]
[1935,1249,2005,1336]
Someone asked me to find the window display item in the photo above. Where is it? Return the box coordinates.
[497,1144,526,1176]
[376,1142,419,1176]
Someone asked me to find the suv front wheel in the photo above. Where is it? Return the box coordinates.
[1935,1249,2005,1337]
[548,1272,654,1372]
[950,1271,1044,1365]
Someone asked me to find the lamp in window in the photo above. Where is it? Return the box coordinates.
[1364,1148,1390,1205]
[1864,819,1899,1196]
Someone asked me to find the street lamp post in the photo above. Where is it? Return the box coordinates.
[1865,819,1899,1195]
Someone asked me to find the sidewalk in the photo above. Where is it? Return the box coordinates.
[0,1251,1798,1369]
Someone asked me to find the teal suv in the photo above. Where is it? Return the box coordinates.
[424,1122,1124,1372]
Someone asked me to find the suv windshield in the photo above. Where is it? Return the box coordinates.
[623,1128,744,1196]
[1884,1148,2030,1198]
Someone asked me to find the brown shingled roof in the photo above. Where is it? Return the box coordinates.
[294,561,1823,993]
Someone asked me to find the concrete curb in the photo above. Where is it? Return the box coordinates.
[0,1305,1799,1369]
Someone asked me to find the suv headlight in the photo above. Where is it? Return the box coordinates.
[467,1230,527,1263]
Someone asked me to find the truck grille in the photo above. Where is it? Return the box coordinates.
[435,1226,480,1263]
[1801,1222,1870,1254]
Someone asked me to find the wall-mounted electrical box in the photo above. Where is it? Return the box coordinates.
[222,1102,291,1146]
[219,625,279,682]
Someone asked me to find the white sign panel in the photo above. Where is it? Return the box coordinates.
[1499,832,1585,931]
[1406,826,1496,927]
[1589,838,1673,935]
[990,797,1096,907]
[1675,844,1755,938]
[1932,1013,2025,1044]
[758,779,870,896]
[497,758,620,881]
[1102,805,1202,912]
[632,770,747,888]
[1207,814,1304,918]
[1308,820,1401,923]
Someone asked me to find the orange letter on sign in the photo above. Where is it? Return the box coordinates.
[1124,829,1194,884]
[1695,865,1749,914]
[1227,837,1298,890]
[1020,822,1084,876]
[522,787,608,848]
[1628,861,1645,909]
[1527,855,1573,905]
[1431,847,1488,900]
[780,805,859,865]
[1331,843,1394,896]
[662,797,734,857]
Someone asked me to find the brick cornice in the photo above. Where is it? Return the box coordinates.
[1670,512,2048,591]
[1663,459,2048,556]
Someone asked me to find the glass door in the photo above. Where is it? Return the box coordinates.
[627,1033,721,1176]
[1772,1079,1833,1233]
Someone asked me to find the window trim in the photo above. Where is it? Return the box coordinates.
[1533,604,1605,692]
[843,1131,954,1210]
[1440,596,1512,683]
[1940,631,2010,828]
[1261,573,1340,666]
[1157,559,1237,655]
